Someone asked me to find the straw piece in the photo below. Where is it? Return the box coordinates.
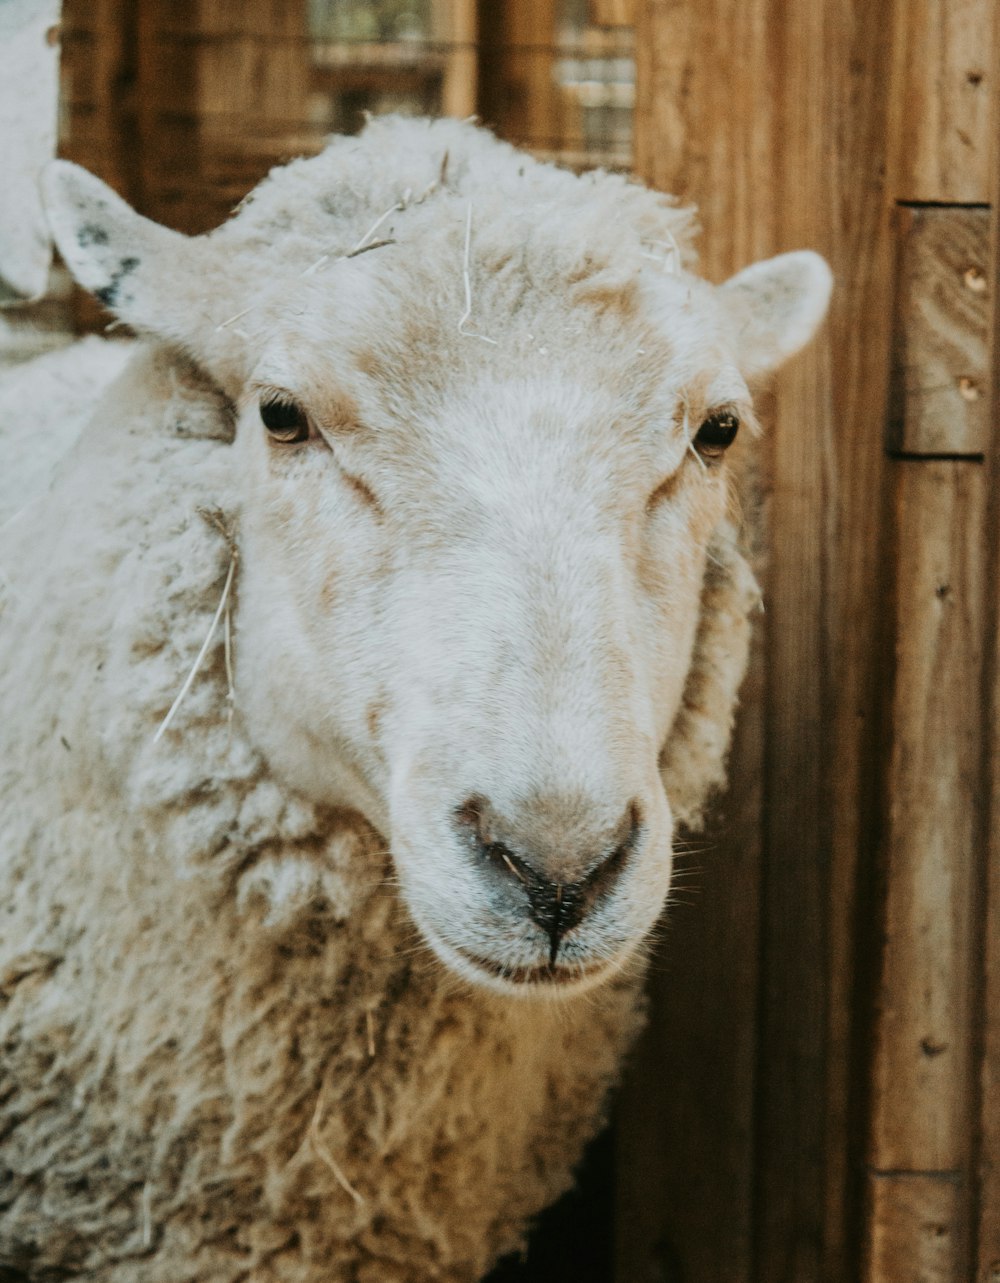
[458,202,498,346]
[308,1075,365,1205]
[153,555,236,744]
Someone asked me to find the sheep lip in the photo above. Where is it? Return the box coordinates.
[457,948,606,988]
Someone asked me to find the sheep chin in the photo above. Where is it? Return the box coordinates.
[413,914,632,1000]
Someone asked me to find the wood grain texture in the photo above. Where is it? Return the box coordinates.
[867,462,984,1189]
[437,0,477,119]
[590,0,635,27]
[863,1173,969,1283]
[614,572,764,1283]
[977,95,1000,1283]
[889,206,990,456]
[194,0,312,229]
[891,0,995,203]
[476,0,564,153]
[631,0,871,1278]
[628,0,916,1280]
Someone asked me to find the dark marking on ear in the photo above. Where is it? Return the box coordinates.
[95,255,140,307]
[77,223,110,248]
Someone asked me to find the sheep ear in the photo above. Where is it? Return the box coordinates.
[719,250,833,377]
[41,161,245,390]
[42,161,196,327]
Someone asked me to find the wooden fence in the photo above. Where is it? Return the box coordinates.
[618,1,1000,1280]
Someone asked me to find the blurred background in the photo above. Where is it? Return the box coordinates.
[2,2,999,1282]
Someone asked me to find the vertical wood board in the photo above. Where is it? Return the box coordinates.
[626,3,777,1278]
[629,0,910,1278]
[863,1174,969,1283]
[476,0,563,151]
[436,0,477,118]
[590,0,635,27]
[891,0,995,203]
[889,205,990,456]
[867,460,984,1191]
[977,94,1000,1283]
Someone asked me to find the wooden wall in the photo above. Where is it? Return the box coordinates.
[618,1,999,1281]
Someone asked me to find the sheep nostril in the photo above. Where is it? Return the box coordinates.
[453,797,532,883]
[453,794,642,964]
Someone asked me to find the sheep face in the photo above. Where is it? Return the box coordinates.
[43,126,832,996]
[225,237,813,996]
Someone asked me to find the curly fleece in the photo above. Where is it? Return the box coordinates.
[0,120,758,1283]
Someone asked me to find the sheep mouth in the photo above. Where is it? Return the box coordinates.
[457,948,608,988]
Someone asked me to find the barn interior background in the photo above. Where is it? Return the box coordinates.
[2,1,998,1280]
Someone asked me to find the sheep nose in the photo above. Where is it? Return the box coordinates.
[454,796,641,965]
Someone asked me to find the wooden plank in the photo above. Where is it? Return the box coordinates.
[614,622,764,1283]
[888,206,990,456]
[59,0,139,203]
[890,0,995,204]
[631,0,903,1279]
[863,460,985,1282]
[977,109,1000,1283]
[476,0,564,154]
[627,6,776,1280]
[863,1174,968,1282]
[436,0,477,119]
[633,0,776,276]
[191,0,312,231]
[590,0,636,27]
[981,672,1000,1283]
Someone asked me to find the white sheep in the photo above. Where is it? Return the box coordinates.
[0,116,831,1282]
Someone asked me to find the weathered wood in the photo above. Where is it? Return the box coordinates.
[889,205,990,456]
[436,0,477,119]
[614,601,764,1283]
[195,0,312,229]
[864,459,985,1283]
[477,0,564,154]
[590,0,635,27]
[60,0,139,204]
[630,0,905,1279]
[977,118,1000,1283]
[628,9,776,1281]
[863,1174,969,1282]
[633,0,775,275]
[890,0,995,204]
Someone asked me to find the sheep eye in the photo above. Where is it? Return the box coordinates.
[694,410,739,459]
[260,397,310,444]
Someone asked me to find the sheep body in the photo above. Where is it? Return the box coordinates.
[0,119,764,1281]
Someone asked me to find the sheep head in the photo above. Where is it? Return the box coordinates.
[43,119,831,996]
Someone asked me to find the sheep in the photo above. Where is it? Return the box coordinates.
[0,116,831,1282]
